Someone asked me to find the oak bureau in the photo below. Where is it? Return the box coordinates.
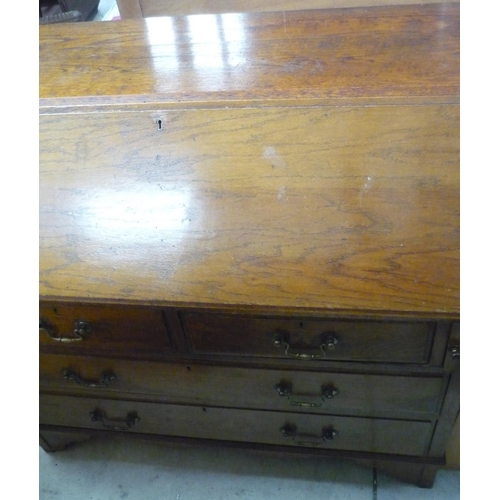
[39,3,460,488]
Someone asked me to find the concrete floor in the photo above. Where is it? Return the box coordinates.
[39,437,459,499]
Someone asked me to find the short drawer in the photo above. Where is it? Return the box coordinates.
[39,303,172,353]
[40,354,445,418]
[40,394,432,456]
[181,313,434,364]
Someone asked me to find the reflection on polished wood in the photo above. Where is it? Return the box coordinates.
[40,3,459,108]
[39,6,460,485]
[39,4,459,318]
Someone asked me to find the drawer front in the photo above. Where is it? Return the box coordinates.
[39,303,172,353]
[40,394,432,456]
[182,313,434,364]
[40,354,445,418]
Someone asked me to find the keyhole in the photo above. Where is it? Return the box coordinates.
[157,119,163,131]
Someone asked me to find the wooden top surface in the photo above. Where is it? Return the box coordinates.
[39,5,459,319]
[39,3,459,109]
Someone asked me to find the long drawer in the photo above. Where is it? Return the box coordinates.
[181,312,434,364]
[39,303,172,353]
[39,394,433,456]
[40,354,445,418]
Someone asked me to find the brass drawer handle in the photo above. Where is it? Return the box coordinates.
[275,382,338,408]
[63,368,117,388]
[90,410,140,431]
[273,333,338,359]
[39,318,92,343]
[280,424,338,446]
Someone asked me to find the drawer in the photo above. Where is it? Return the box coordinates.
[181,313,434,364]
[39,303,172,353]
[40,394,432,456]
[40,354,445,418]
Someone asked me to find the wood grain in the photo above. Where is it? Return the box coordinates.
[40,103,459,316]
[39,6,460,484]
[39,3,459,109]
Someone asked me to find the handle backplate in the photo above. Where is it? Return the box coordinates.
[275,382,338,407]
[63,368,116,388]
[273,333,338,359]
[280,424,338,446]
[90,409,139,431]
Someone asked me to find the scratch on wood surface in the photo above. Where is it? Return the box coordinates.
[283,11,290,39]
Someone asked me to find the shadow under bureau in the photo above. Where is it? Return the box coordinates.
[39,3,459,488]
